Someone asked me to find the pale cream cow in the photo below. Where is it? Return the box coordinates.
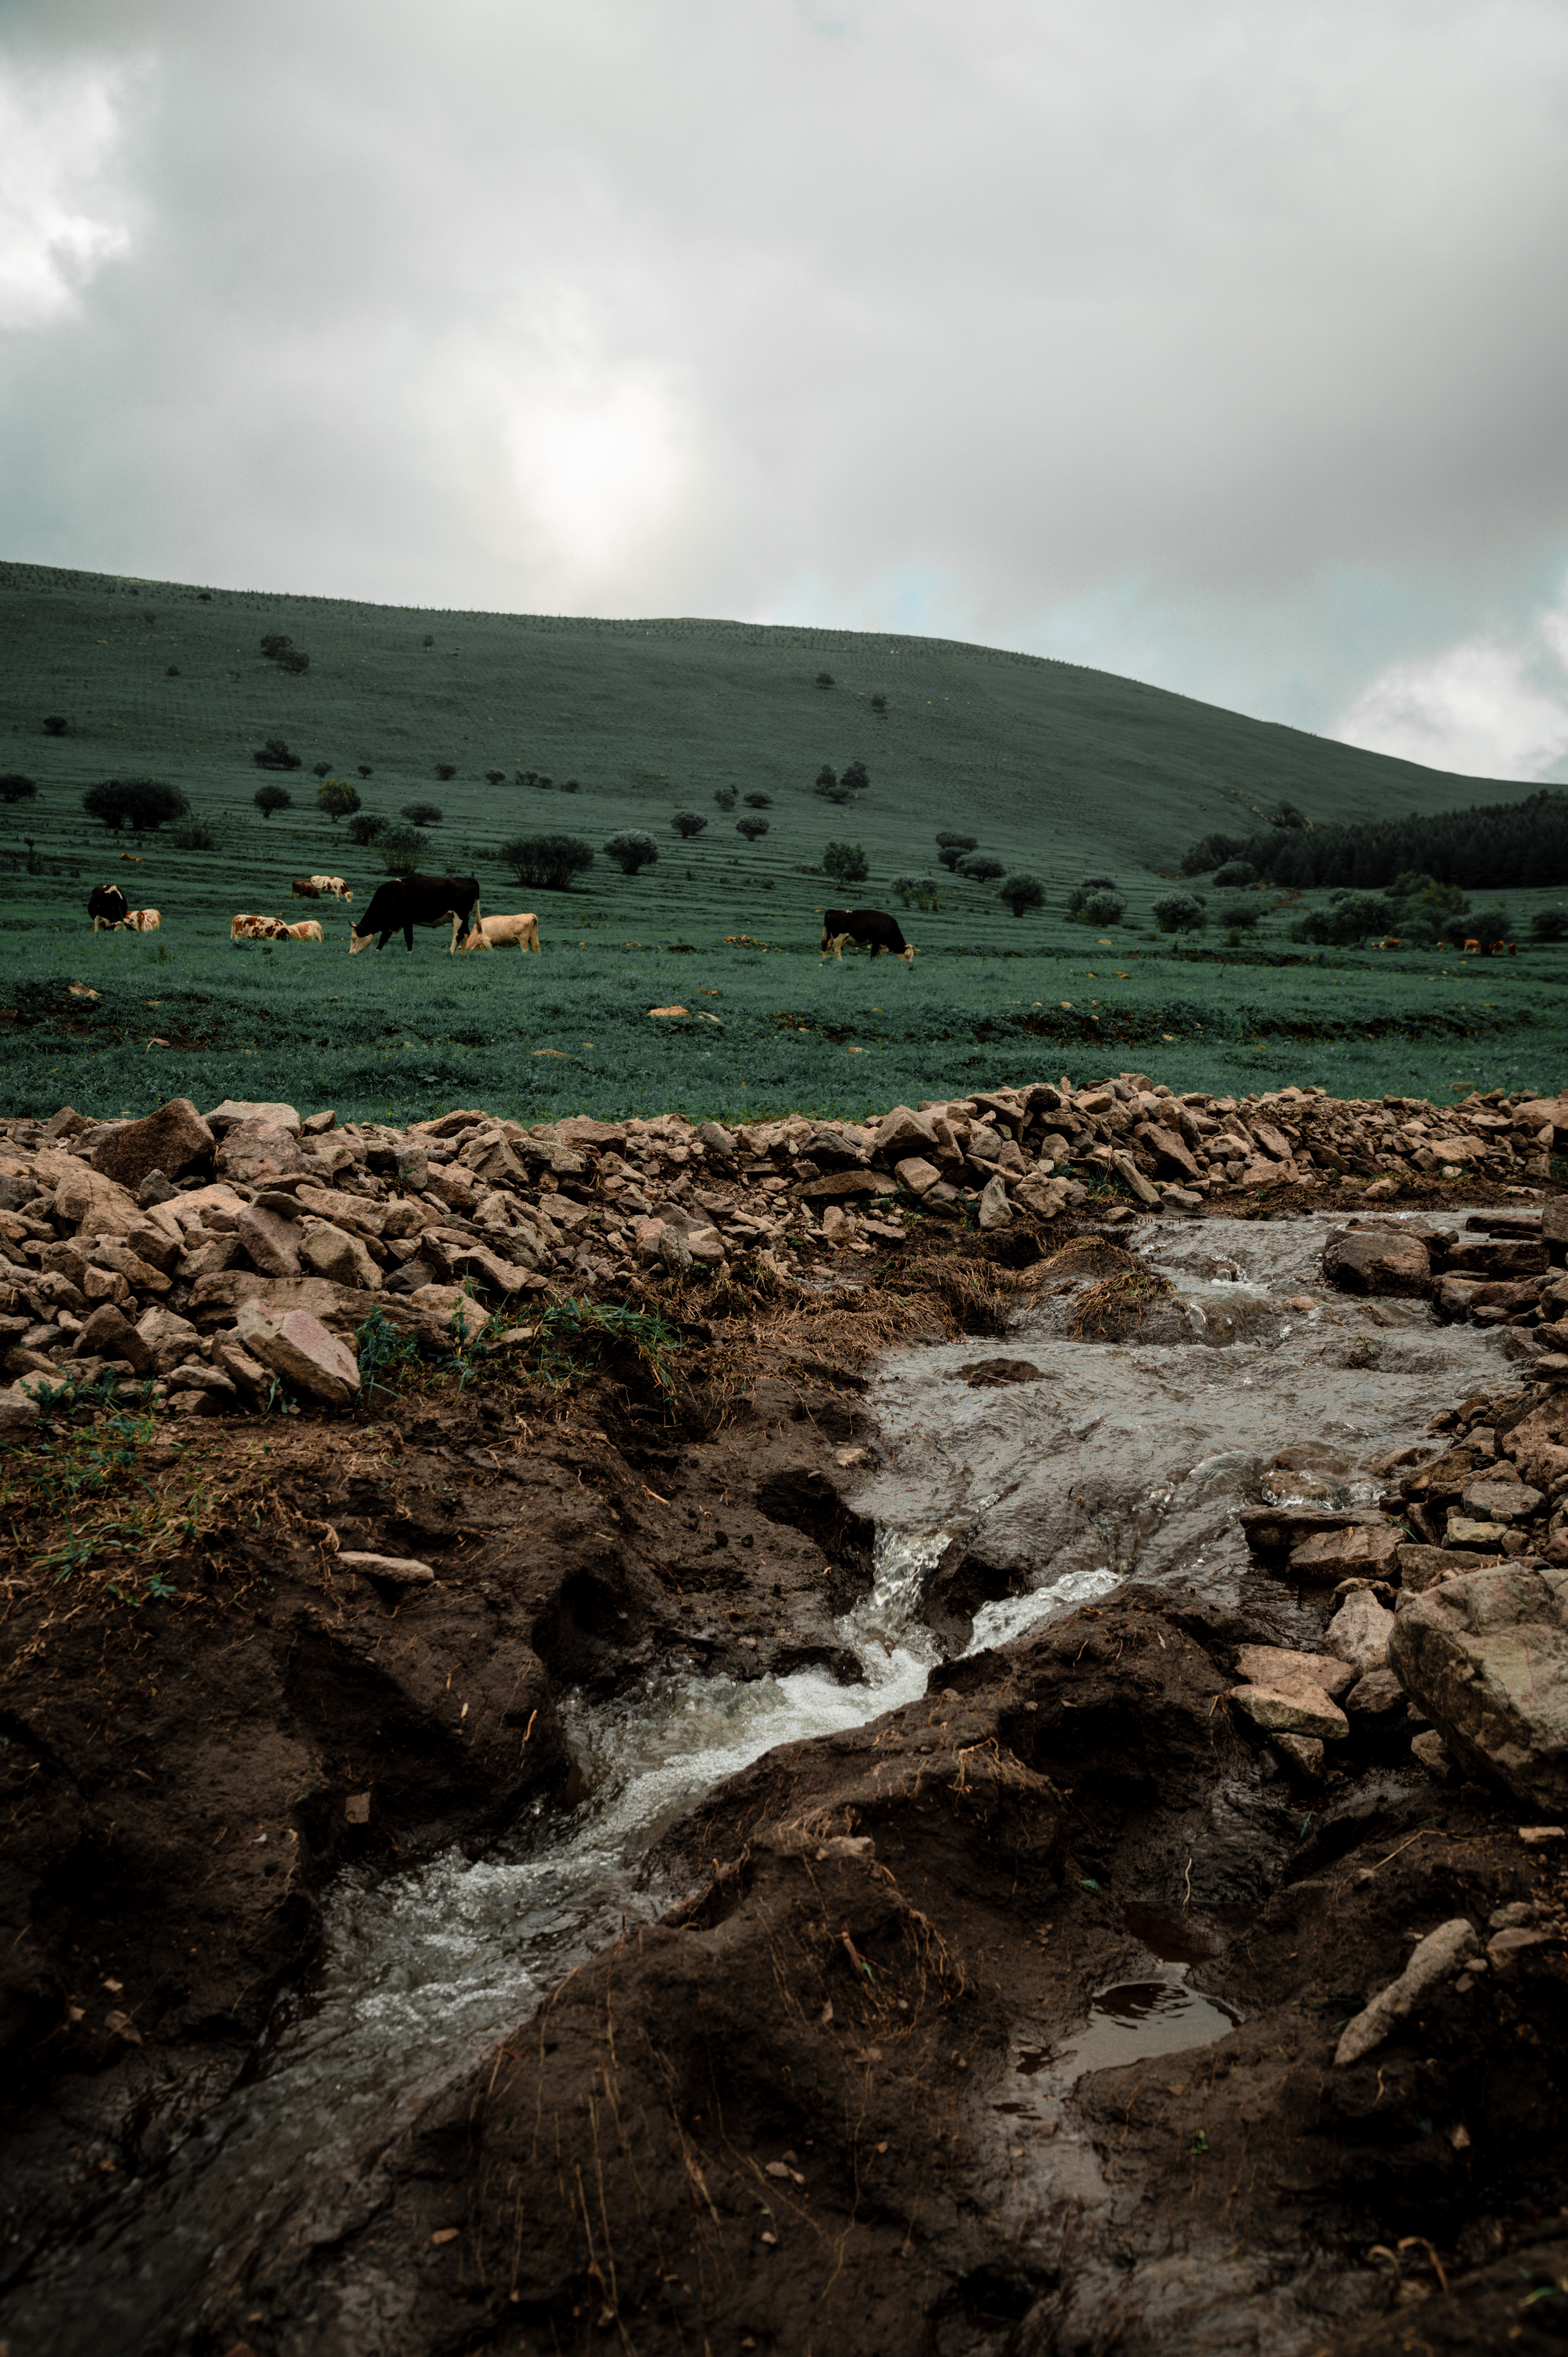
[461,911,540,953]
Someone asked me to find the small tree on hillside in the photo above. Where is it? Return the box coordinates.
[823,839,869,885]
[936,831,977,870]
[83,778,190,833]
[0,774,38,804]
[485,769,505,786]
[743,790,772,808]
[605,829,659,875]
[1531,910,1568,941]
[378,826,429,875]
[253,735,302,770]
[357,763,374,779]
[814,765,851,804]
[401,800,443,825]
[957,853,1005,884]
[350,811,388,846]
[254,782,293,820]
[736,815,770,841]
[893,876,941,910]
[42,715,68,737]
[317,777,362,825]
[312,761,331,779]
[841,758,869,795]
[1154,892,1207,933]
[714,785,736,810]
[999,873,1045,918]
[816,671,835,689]
[671,810,708,839]
[434,762,456,781]
[500,834,595,890]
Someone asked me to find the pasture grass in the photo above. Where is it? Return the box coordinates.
[2,555,1564,1120]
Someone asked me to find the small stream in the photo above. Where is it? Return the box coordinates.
[2,1211,1517,2353]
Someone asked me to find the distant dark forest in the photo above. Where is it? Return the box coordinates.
[1185,788,1568,892]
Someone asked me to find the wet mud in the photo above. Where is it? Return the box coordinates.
[2,1199,1567,2356]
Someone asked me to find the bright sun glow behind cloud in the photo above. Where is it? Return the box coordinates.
[505,370,690,584]
[0,62,133,332]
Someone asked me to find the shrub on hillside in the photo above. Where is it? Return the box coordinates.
[317,777,362,825]
[560,777,580,794]
[357,763,374,779]
[1154,891,1207,934]
[999,873,1045,917]
[0,774,38,803]
[82,778,189,834]
[605,830,659,875]
[893,876,941,910]
[736,815,770,841]
[816,671,834,689]
[1180,832,1244,875]
[714,786,737,810]
[485,770,505,787]
[253,736,302,770]
[402,800,443,825]
[1531,909,1568,941]
[671,810,708,839]
[1290,893,1395,945]
[378,826,429,875]
[870,694,886,713]
[434,763,456,781]
[1470,905,1512,949]
[254,783,293,820]
[500,834,595,889]
[814,765,851,804]
[349,811,388,846]
[841,759,869,795]
[312,761,332,778]
[171,821,219,852]
[42,715,68,737]
[936,832,978,871]
[743,791,773,807]
[1217,901,1260,931]
[1213,860,1259,888]
[823,839,869,885]
[956,853,1005,884]
[1074,889,1125,926]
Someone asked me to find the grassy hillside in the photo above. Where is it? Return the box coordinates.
[1,556,1563,1124]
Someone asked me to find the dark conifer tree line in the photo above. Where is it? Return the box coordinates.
[1182,788,1568,893]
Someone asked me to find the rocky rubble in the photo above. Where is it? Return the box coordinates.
[2,1073,1563,1431]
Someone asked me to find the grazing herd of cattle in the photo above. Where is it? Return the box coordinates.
[81,875,1531,967]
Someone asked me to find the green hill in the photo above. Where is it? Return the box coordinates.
[1,556,1562,1128]
[0,556,1516,901]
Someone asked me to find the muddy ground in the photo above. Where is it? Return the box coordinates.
[2,1186,1566,2355]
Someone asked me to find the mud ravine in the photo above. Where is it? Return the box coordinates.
[3,1081,1568,2355]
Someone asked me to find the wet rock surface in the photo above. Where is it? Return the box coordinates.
[1,1080,1567,2354]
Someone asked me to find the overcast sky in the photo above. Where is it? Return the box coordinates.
[3,0,1568,781]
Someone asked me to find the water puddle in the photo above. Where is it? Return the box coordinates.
[1052,1979,1241,2080]
[2,1208,1522,2353]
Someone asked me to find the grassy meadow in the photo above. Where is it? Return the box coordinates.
[2,557,1564,1123]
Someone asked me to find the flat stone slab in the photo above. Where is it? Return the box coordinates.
[1229,1682,1349,1740]
[205,1099,302,1135]
[1390,1565,1568,1812]
[1234,1644,1357,1700]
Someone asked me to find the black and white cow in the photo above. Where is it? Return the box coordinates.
[349,874,482,955]
[820,907,915,962]
[88,883,130,932]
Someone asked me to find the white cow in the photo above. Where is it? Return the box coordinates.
[462,911,540,954]
[309,875,353,901]
[231,912,290,940]
[123,908,161,932]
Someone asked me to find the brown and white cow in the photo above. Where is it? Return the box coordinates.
[309,875,352,901]
[284,918,323,942]
[231,912,291,941]
[122,908,161,932]
[291,878,322,899]
[461,911,540,953]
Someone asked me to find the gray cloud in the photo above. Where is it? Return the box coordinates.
[4,0,1568,767]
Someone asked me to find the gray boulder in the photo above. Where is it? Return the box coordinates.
[1389,1565,1568,1811]
[1322,1226,1432,1297]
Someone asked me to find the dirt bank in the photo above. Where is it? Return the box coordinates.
[2,1171,1567,2355]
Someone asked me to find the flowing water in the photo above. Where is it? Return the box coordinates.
[2,1210,1521,2352]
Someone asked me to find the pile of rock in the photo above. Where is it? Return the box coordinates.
[1234,1359,1568,1800]
[1322,1206,1568,1343]
[2,1070,1565,1432]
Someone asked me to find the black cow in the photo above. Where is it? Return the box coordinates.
[821,907,914,962]
[88,884,130,932]
[349,874,482,955]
